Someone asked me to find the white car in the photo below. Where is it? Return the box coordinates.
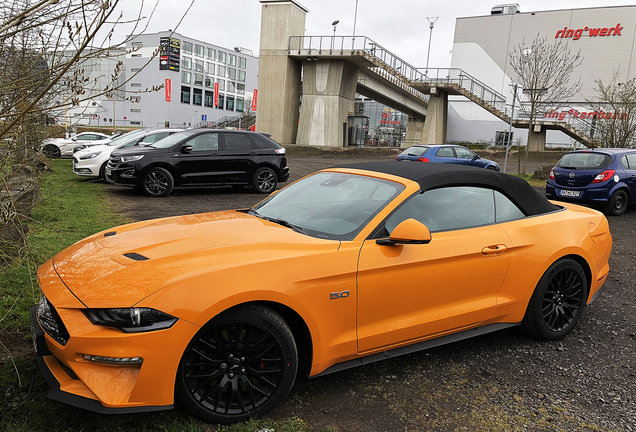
[41,132,112,158]
[72,128,181,180]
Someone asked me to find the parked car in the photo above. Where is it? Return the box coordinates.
[32,162,611,424]
[73,128,182,181]
[73,132,124,153]
[546,148,636,216]
[396,144,500,170]
[41,132,112,158]
[105,129,290,196]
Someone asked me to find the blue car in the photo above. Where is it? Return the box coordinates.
[546,148,636,216]
[396,144,500,171]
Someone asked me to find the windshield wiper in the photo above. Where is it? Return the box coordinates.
[248,210,308,234]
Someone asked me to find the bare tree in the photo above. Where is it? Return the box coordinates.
[509,36,583,172]
[586,71,636,148]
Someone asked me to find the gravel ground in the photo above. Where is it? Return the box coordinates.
[98,151,636,431]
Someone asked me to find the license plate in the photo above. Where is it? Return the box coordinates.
[106,168,112,176]
[559,189,581,198]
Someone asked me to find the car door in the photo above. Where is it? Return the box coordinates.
[356,186,511,353]
[624,153,636,199]
[432,146,460,164]
[454,146,480,167]
[220,132,260,183]
[177,132,224,184]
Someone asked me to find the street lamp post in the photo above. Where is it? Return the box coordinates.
[331,20,339,51]
[352,0,359,49]
[425,17,438,77]
[504,83,519,174]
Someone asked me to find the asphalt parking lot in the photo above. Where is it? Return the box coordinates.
[101,154,636,431]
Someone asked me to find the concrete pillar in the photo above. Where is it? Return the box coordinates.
[296,59,359,147]
[256,0,308,145]
[421,89,448,144]
[405,117,426,147]
[527,124,546,151]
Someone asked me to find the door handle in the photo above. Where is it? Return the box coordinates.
[482,244,507,256]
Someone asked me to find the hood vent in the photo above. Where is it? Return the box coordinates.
[123,252,149,261]
[104,231,117,237]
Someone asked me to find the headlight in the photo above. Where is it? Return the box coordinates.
[82,308,177,333]
[120,155,144,162]
[79,151,101,160]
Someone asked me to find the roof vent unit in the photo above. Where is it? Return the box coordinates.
[491,3,520,14]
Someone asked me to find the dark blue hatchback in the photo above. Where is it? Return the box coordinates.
[396,145,500,171]
[546,148,636,216]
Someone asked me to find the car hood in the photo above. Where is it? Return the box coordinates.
[52,210,339,308]
[75,144,113,155]
[111,146,165,157]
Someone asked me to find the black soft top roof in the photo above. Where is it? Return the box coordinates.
[334,161,559,216]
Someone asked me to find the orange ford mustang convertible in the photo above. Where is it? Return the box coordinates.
[31,162,612,424]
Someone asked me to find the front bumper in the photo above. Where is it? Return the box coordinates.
[72,156,101,178]
[105,161,139,186]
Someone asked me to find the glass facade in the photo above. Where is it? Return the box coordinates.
[348,98,408,147]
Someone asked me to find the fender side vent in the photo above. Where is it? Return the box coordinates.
[123,252,149,261]
[104,231,117,237]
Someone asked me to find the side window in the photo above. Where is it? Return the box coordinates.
[435,147,454,157]
[454,147,475,159]
[140,132,170,144]
[385,187,495,234]
[626,154,636,169]
[224,133,254,150]
[494,191,525,223]
[187,133,219,151]
[621,156,629,170]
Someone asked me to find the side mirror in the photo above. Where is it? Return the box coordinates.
[472,154,480,160]
[71,137,77,141]
[181,144,194,153]
[376,218,431,246]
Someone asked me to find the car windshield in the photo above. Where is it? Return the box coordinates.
[400,146,428,156]
[149,131,195,148]
[557,152,613,170]
[107,129,147,147]
[250,172,405,241]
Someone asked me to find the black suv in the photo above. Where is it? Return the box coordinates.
[105,129,290,197]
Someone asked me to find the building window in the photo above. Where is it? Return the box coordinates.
[217,65,225,77]
[206,47,215,59]
[183,41,193,54]
[131,54,142,57]
[236,97,244,112]
[132,41,142,48]
[227,68,236,80]
[217,80,225,91]
[217,51,226,63]
[239,57,247,69]
[194,59,204,72]
[182,71,191,84]
[226,96,234,111]
[193,88,202,106]
[130,83,141,87]
[207,62,215,75]
[227,81,236,93]
[131,109,141,112]
[237,83,245,95]
[181,86,191,104]
[205,76,214,88]
[131,67,141,72]
[130,121,142,125]
[238,70,246,82]
[195,44,204,57]
[217,93,224,109]
[228,54,236,66]
[182,56,192,70]
[194,73,203,86]
[204,90,214,107]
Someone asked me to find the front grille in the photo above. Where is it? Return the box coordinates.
[37,295,70,346]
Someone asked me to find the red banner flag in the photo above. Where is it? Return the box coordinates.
[165,79,171,102]
[251,89,257,111]
[214,82,219,106]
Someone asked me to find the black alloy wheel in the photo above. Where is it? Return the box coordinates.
[141,167,174,197]
[603,189,628,216]
[99,162,108,182]
[42,144,61,159]
[252,167,277,194]
[522,258,587,341]
[176,305,298,424]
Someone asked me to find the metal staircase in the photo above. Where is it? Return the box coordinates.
[289,35,595,145]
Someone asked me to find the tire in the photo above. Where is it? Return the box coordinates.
[603,190,628,216]
[99,162,108,182]
[252,166,277,194]
[175,305,298,424]
[521,258,587,341]
[42,144,61,159]
[486,166,498,171]
[141,167,174,197]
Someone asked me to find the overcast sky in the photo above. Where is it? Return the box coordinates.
[110,0,635,67]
